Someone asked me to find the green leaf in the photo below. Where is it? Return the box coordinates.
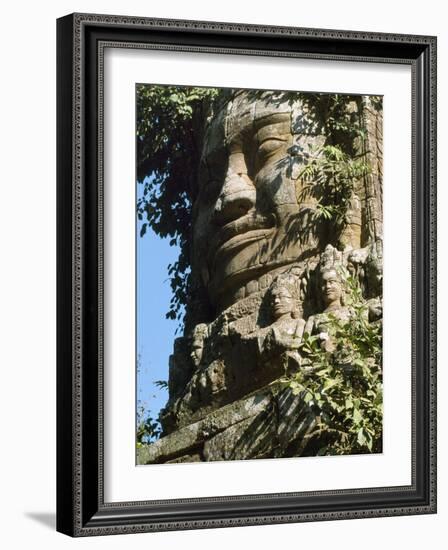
[304,392,313,404]
[323,379,338,392]
[353,408,362,424]
[357,428,366,446]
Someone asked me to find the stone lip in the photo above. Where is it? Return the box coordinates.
[211,213,275,263]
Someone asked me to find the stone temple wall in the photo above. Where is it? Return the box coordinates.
[138,90,383,465]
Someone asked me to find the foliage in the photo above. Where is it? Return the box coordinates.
[136,354,166,446]
[136,85,220,325]
[136,403,162,447]
[154,379,169,390]
[297,144,370,242]
[293,93,378,245]
[284,271,383,455]
[136,379,169,446]
[299,93,369,151]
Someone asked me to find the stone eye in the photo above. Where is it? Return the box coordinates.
[257,138,284,161]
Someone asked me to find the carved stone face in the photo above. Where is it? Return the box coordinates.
[321,269,343,308]
[190,345,203,368]
[192,92,322,311]
[190,324,207,367]
[271,287,294,319]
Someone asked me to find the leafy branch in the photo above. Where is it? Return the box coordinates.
[136,404,162,447]
[297,144,370,244]
[284,272,382,455]
[137,85,220,327]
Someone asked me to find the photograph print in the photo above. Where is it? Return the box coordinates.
[136,85,383,465]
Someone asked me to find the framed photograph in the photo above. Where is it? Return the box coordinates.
[57,13,437,536]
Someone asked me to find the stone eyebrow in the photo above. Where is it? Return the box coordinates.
[257,134,288,145]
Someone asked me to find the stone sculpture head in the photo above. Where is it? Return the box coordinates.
[269,273,302,321]
[190,323,208,368]
[192,90,324,312]
[320,268,344,311]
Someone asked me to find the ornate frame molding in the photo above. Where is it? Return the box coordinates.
[57,13,437,536]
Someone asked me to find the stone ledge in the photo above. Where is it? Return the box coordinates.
[137,387,275,464]
[137,381,320,464]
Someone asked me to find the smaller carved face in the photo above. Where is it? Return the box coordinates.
[190,345,203,368]
[321,269,342,306]
[271,287,294,319]
[190,324,208,367]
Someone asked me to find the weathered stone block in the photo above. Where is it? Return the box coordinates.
[138,390,273,464]
[203,401,277,461]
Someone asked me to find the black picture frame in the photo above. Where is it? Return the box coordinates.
[56,13,437,537]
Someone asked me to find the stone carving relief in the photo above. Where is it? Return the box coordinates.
[140,90,383,463]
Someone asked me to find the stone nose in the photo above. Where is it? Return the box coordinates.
[214,169,256,226]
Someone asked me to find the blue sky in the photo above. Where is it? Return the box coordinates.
[136,182,181,427]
